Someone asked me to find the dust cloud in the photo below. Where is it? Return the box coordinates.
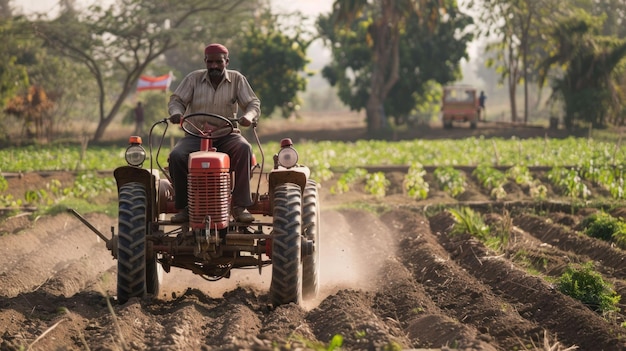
[158,208,398,309]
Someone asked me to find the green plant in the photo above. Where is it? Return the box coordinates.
[473,164,507,199]
[404,162,429,200]
[486,210,513,252]
[364,172,389,198]
[547,167,590,199]
[506,165,547,200]
[448,207,490,241]
[557,262,620,314]
[297,334,343,351]
[434,166,466,198]
[330,168,368,194]
[581,211,624,241]
[0,175,7,192]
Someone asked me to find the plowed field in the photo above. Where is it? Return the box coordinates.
[1,118,625,351]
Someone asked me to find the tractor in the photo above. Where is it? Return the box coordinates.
[70,113,320,307]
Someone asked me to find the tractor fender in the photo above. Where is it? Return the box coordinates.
[268,165,310,193]
[114,166,159,220]
[267,166,310,211]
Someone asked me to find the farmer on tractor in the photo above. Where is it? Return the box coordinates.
[168,43,260,223]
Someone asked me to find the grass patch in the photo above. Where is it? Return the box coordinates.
[33,197,118,219]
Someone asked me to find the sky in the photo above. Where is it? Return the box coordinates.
[18,0,334,18]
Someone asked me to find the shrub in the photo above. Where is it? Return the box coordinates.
[557,262,620,314]
[581,211,626,243]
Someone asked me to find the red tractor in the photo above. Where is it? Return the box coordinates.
[71,113,320,307]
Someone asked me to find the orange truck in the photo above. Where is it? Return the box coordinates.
[441,85,480,129]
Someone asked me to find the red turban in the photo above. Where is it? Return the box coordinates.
[204,43,229,56]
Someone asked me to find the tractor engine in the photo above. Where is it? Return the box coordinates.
[187,150,231,230]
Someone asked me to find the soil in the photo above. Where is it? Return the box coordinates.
[1,113,625,351]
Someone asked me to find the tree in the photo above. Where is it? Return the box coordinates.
[540,10,626,129]
[318,0,472,135]
[0,17,29,109]
[469,0,562,124]
[238,9,314,118]
[30,0,259,142]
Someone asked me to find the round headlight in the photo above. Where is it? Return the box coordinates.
[277,146,298,168]
[125,144,146,166]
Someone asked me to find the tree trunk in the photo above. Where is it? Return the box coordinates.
[366,95,383,134]
[364,12,400,137]
[509,74,518,123]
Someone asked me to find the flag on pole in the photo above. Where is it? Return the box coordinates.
[136,72,173,92]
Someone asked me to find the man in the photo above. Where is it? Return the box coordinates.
[168,43,260,223]
[134,101,144,135]
[478,91,487,121]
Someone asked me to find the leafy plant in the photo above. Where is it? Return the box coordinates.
[472,164,507,200]
[581,211,626,249]
[557,262,620,314]
[297,334,343,351]
[547,167,590,199]
[404,162,429,200]
[434,166,466,198]
[0,175,7,192]
[581,211,622,241]
[448,207,490,241]
[364,172,389,198]
[330,168,368,194]
[505,165,547,200]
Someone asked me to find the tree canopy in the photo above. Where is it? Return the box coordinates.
[318,0,473,136]
[239,9,314,118]
[541,10,626,129]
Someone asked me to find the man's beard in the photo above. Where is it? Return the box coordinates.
[208,69,223,78]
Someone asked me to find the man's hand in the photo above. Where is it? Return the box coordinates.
[169,113,182,124]
[238,115,256,127]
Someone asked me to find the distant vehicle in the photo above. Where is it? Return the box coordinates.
[441,85,480,129]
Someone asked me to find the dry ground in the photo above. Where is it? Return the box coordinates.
[1,113,625,351]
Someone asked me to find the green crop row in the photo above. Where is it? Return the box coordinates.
[1,136,624,174]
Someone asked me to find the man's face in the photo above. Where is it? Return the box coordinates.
[205,53,228,78]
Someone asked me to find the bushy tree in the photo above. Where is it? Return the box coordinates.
[540,11,626,129]
[318,0,473,136]
[238,9,313,118]
[0,17,29,109]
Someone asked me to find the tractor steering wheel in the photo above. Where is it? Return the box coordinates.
[181,113,234,139]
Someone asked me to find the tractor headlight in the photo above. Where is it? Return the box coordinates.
[277,146,298,168]
[125,143,146,166]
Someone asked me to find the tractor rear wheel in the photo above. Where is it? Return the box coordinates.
[117,182,149,304]
[302,180,320,300]
[270,183,302,306]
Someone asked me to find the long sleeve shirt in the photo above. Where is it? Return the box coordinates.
[168,69,261,122]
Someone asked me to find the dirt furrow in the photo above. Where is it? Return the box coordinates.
[432,211,626,351]
[0,212,115,298]
[515,214,626,275]
[393,209,542,350]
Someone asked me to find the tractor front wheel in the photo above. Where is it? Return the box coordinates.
[302,180,320,300]
[117,182,150,304]
[270,183,302,306]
